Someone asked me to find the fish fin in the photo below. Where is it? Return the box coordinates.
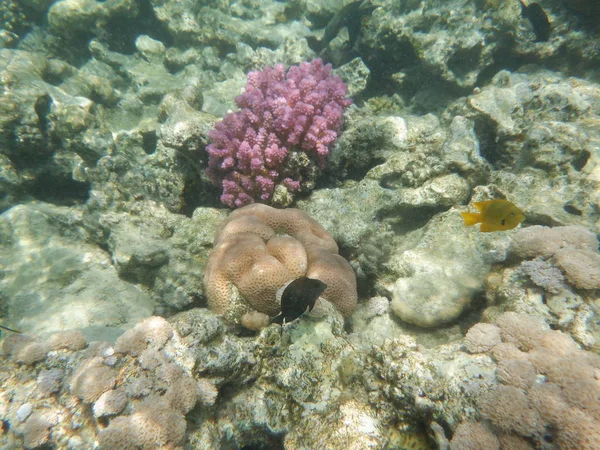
[271,313,284,325]
[460,212,481,226]
[479,222,499,232]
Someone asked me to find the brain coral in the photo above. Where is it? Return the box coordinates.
[203,204,357,324]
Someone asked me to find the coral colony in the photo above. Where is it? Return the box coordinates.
[203,203,357,327]
[205,59,352,208]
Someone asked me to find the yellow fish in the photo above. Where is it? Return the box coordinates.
[461,199,525,232]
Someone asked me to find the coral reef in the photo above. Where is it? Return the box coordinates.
[206,58,352,208]
[511,225,600,291]
[204,203,357,325]
[0,316,219,449]
[360,0,600,109]
[518,259,565,295]
[459,312,600,449]
[1,0,599,448]
[387,211,498,328]
[449,421,500,450]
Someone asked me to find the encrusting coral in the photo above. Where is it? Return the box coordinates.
[510,225,600,290]
[0,317,218,449]
[450,421,500,450]
[457,311,600,449]
[21,410,58,449]
[204,203,357,325]
[70,357,119,403]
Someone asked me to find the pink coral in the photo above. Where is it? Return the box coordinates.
[206,59,351,208]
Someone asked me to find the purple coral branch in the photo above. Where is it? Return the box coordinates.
[206,59,351,208]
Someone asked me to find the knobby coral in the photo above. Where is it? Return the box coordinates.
[203,204,357,325]
[206,59,352,208]
[460,312,600,449]
[0,318,218,449]
[510,225,600,290]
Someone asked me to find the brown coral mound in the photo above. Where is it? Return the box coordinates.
[464,323,501,353]
[3,334,48,365]
[510,225,600,290]
[498,434,534,450]
[114,316,173,356]
[465,312,600,449]
[509,225,598,259]
[495,359,537,390]
[554,247,600,290]
[47,330,87,351]
[478,385,542,436]
[204,204,357,322]
[22,410,58,449]
[450,421,499,450]
[495,312,549,351]
[70,357,118,403]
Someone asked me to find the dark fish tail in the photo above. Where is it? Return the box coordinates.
[519,0,528,17]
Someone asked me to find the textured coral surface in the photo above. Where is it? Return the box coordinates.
[204,203,357,323]
[1,0,600,448]
[456,312,600,449]
[206,59,352,208]
[0,317,218,450]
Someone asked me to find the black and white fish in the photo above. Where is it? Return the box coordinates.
[271,277,327,325]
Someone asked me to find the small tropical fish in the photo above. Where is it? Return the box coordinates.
[461,199,525,232]
[307,0,378,53]
[519,1,551,42]
[272,277,327,325]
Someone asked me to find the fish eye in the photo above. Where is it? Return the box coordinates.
[510,212,515,216]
